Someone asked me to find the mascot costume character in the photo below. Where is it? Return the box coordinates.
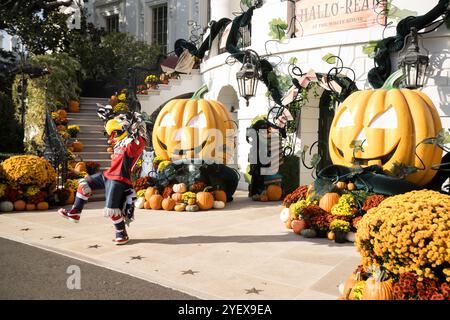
[58,112,147,245]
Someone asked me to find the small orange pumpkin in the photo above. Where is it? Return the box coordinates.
[187,198,196,205]
[72,140,84,152]
[171,192,184,203]
[162,197,176,211]
[362,278,393,300]
[327,231,335,240]
[37,202,49,210]
[109,95,118,107]
[69,100,80,113]
[291,219,306,234]
[319,192,341,212]
[74,162,86,173]
[144,200,151,209]
[26,203,36,211]
[14,200,26,211]
[335,181,347,190]
[285,217,293,229]
[196,187,214,210]
[174,203,186,212]
[145,187,158,201]
[213,190,227,203]
[347,182,356,191]
[267,185,282,201]
[57,109,67,118]
[149,193,163,210]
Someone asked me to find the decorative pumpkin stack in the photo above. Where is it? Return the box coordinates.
[136,182,227,212]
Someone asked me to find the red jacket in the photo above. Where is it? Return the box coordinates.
[104,136,145,185]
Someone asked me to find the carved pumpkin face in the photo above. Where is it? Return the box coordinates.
[329,89,442,185]
[152,98,236,163]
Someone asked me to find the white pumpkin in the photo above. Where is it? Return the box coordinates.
[346,232,356,242]
[135,197,145,209]
[173,183,187,193]
[279,208,290,222]
[0,201,14,212]
[213,201,225,209]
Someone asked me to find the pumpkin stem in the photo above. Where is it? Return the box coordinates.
[203,186,214,193]
[381,70,405,90]
[191,84,209,100]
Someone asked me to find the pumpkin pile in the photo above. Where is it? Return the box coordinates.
[341,189,450,300]
[0,155,57,212]
[136,183,226,212]
[280,181,388,243]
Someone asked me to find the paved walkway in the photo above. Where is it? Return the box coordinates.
[0,191,360,299]
[0,238,196,300]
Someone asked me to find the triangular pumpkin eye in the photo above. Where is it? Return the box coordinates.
[369,107,397,129]
[335,108,354,128]
[187,112,207,128]
[160,113,176,127]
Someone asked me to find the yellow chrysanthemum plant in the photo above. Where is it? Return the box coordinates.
[1,155,57,192]
[355,190,450,282]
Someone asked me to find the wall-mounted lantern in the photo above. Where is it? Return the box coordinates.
[398,27,429,89]
[236,50,261,106]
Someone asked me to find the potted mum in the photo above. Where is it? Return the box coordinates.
[67,125,80,138]
[330,219,350,243]
[144,75,159,89]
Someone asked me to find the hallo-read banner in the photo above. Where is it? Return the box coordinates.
[295,0,386,36]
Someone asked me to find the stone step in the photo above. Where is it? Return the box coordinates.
[85,159,111,167]
[81,145,110,152]
[168,79,182,85]
[80,97,109,103]
[157,84,172,90]
[67,117,103,124]
[76,151,112,160]
[78,105,102,111]
[146,89,161,95]
[75,137,108,143]
[76,108,101,115]
[76,123,105,130]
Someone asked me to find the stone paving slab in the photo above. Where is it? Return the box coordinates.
[0,191,360,299]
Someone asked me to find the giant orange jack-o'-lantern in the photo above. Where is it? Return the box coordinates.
[152,85,236,163]
[329,79,442,186]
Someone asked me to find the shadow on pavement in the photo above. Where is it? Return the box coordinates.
[129,234,355,248]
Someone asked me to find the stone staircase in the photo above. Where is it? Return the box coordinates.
[137,69,203,114]
[67,97,110,202]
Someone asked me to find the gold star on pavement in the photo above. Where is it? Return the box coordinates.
[130,255,144,260]
[245,287,263,295]
[181,269,199,275]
